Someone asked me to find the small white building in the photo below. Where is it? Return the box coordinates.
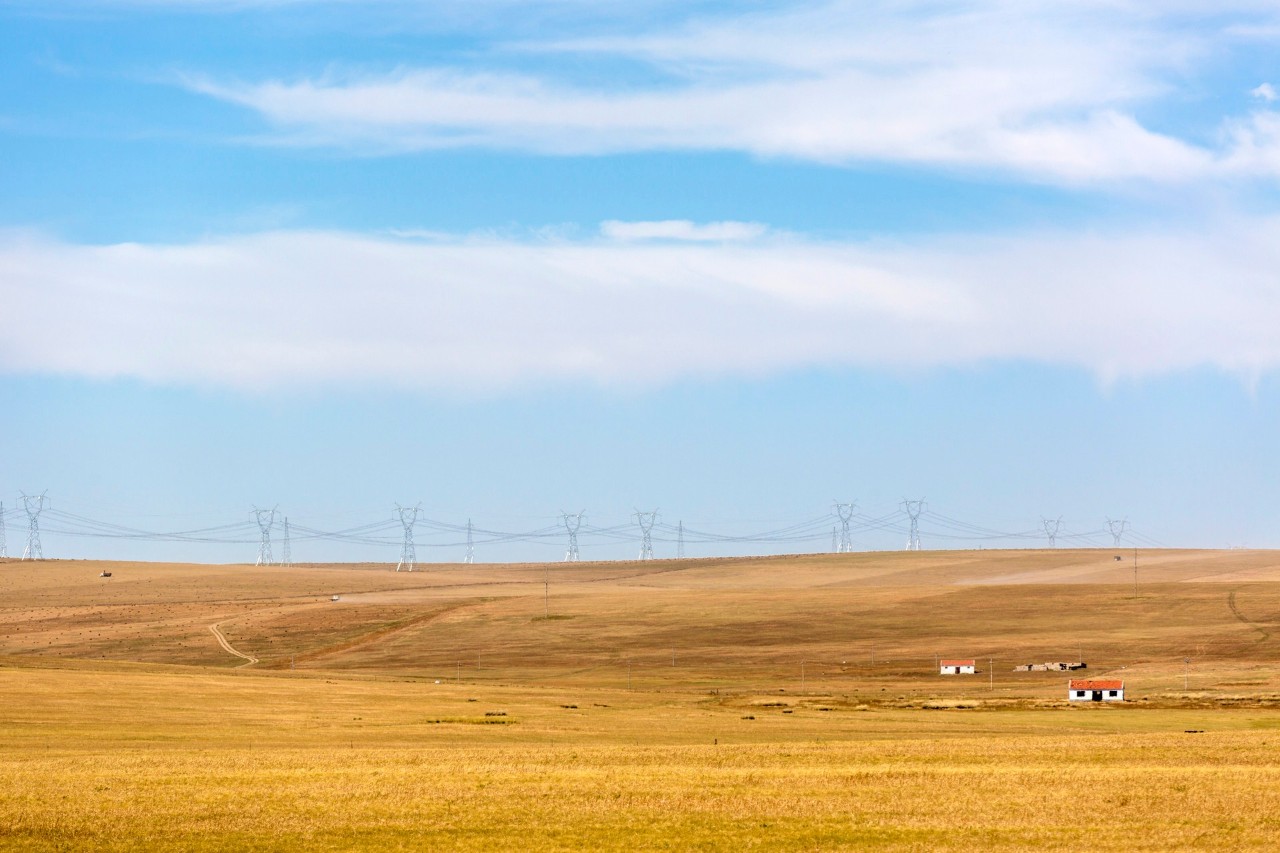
[940,659,976,675]
[1069,679,1124,702]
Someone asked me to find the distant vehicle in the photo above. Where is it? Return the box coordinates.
[330,595,341,601]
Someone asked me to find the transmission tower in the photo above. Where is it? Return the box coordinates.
[0,502,7,559]
[677,520,685,559]
[395,503,421,572]
[251,505,276,566]
[562,511,584,562]
[635,509,658,560]
[902,498,925,551]
[281,517,293,567]
[20,492,48,561]
[833,501,856,553]
[1042,516,1062,548]
[1106,517,1128,548]
[464,518,475,564]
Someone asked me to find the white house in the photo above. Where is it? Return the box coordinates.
[939,659,976,675]
[1068,679,1124,702]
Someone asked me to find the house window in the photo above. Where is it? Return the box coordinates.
[1107,691,1118,697]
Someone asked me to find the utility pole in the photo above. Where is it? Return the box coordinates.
[0,501,7,559]
[1133,548,1139,597]
[635,509,658,560]
[834,501,856,553]
[1106,517,1128,548]
[562,511,584,562]
[395,503,420,572]
[902,498,925,551]
[251,505,276,566]
[20,492,48,561]
[1042,517,1062,548]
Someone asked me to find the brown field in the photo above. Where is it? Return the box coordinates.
[3,549,1280,849]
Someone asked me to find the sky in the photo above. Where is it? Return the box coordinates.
[3,0,1280,562]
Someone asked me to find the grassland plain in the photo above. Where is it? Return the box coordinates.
[3,550,1280,850]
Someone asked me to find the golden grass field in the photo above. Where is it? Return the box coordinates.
[4,549,1280,850]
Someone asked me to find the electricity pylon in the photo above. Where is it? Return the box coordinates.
[834,501,856,553]
[1042,516,1062,548]
[396,503,421,572]
[21,492,48,561]
[1106,517,1128,548]
[562,511,584,562]
[464,519,475,564]
[677,520,685,559]
[252,506,276,566]
[635,509,658,560]
[281,517,293,567]
[902,498,925,551]
[0,501,7,559]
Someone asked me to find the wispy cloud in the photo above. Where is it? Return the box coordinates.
[177,1,1280,183]
[600,220,766,242]
[3,219,1280,391]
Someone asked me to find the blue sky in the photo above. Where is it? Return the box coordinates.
[3,1,1280,561]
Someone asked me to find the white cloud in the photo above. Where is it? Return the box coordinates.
[179,1,1280,182]
[600,220,766,242]
[1253,82,1278,102]
[3,220,1280,391]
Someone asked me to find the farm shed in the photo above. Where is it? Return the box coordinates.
[939,659,976,675]
[1068,679,1124,702]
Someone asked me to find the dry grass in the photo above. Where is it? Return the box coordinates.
[4,550,1280,849]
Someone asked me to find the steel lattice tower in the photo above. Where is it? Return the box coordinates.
[832,526,838,553]
[396,503,421,572]
[464,519,475,564]
[252,506,276,566]
[635,509,658,560]
[1042,516,1062,548]
[281,517,293,567]
[1106,517,1128,548]
[902,498,925,551]
[20,492,48,561]
[562,511,584,562]
[677,520,685,559]
[834,501,856,553]
[0,501,7,559]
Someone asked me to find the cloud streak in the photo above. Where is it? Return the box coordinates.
[178,1,1280,183]
[3,219,1280,391]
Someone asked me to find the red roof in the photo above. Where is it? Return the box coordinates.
[1070,679,1123,690]
[940,659,975,666]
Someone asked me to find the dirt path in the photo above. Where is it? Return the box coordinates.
[1228,589,1270,642]
[209,620,259,667]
